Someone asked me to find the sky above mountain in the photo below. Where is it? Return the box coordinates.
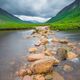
[0,0,75,18]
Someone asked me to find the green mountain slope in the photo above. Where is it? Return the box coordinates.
[48,0,80,30]
[0,8,39,29]
[0,8,22,23]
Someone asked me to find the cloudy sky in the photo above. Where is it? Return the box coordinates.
[0,0,75,22]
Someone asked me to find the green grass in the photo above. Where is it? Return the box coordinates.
[0,21,47,30]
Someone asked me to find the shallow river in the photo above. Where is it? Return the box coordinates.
[0,30,80,80]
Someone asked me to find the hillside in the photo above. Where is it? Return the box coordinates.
[48,0,80,30]
[0,8,39,29]
[0,8,23,23]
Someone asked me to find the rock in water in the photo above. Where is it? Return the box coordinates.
[59,39,68,44]
[56,48,67,61]
[67,52,78,60]
[51,37,59,42]
[23,75,33,80]
[33,75,45,80]
[40,38,48,45]
[16,69,27,77]
[45,74,53,80]
[43,49,53,56]
[63,64,73,72]
[28,47,37,53]
[27,53,45,62]
[31,57,59,74]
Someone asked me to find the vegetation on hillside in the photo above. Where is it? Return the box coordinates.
[47,0,80,30]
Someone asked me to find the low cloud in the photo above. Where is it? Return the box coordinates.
[0,0,75,18]
[15,15,50,23]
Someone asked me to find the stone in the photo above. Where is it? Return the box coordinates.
[59,39,68,44]
[35,26,50,36]
[56,48,67,61]
[40,38,48,45]
[51,37,59,42]
[63,64,73,72]
[35,41,41,47]
[27,53,45,62]
[67,52,78,60]
[45,74,53,80]
[33,75,45,80]
[28,47,37,53]
[23,75,33,80]
[43,49,53,56]
[31,57,59,74]
[67,43,75,48]
[25,68,32,75]
[16,69,27,77]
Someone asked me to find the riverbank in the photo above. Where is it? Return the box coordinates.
[0,22,80,31]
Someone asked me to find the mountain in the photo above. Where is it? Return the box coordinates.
[0,8,22,23]
[48,0,80,23]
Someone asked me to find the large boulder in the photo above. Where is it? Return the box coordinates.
[56,48,67,61]
[27,53,45,62]
[30,57,59,74]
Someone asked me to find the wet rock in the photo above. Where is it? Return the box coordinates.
[23,75,33,80]
[67,42,75,48]
[28,47,37,53]
[51,37,59,42]
[43,49,53,56]
[56,48,67,61]
[33,74,45,80]
[52,71,64,80]
[35,26,50,36]
[16,68,32,77]
[40,38,48,45]
[45,74,53,80]
[59,39,68,44]
[16,69,27,77]
[27,53,45,62]
[31,57,59,74]
[67,52,78,60]
[63,64,73,72]
[35,41,41,47]
[25,68,32,75]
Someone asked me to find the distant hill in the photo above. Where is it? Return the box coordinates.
[48,0,80,24]
[0,8,22,23]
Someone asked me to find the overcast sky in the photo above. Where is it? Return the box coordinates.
[0,0,75,18]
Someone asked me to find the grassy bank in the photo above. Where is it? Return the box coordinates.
[0,21,80,31]
[49,22,80,31]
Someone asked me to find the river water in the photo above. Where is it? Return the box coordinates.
[0,30,80,80]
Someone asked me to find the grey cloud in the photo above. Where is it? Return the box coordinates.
[0,0,75,18]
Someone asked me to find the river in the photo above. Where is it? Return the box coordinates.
[0,30,80,80]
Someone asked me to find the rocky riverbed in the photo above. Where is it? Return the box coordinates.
[16,26,80,80]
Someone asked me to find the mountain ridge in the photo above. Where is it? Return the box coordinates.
[48,0,80,23]
[0,8,22,22]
